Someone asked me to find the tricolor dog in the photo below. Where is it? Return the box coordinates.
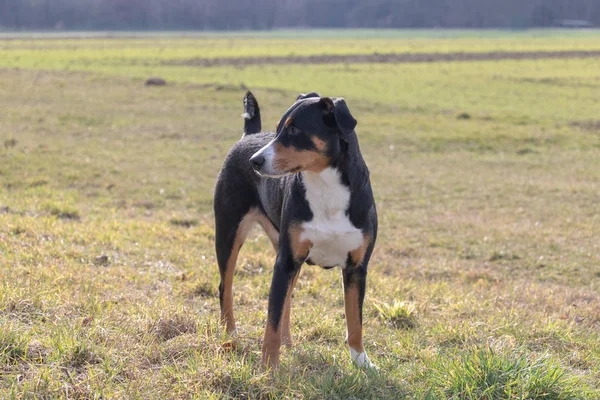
[214,91,377,368]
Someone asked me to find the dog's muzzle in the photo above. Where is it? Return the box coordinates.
[249,142,280,176]
[249,153,266,171]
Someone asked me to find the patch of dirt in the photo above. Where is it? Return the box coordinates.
[570,120,600,132]
[167,50,600,67]
[149,314,197,341]
[170,217,199,228]
[93,254,110,266]
[145,77,166,86]
[191,282,217,298]
[4,138,17,148]
[489,251,521,262]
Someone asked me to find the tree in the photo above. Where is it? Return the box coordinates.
[0,0,595,31]
[531,3,555,27]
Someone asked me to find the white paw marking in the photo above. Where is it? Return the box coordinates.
[350,347,377,369]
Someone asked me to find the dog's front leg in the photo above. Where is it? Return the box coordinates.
[261,251,300,369]
[343,243,376,369]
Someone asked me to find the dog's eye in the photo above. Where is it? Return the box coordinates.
[289,126,302,135]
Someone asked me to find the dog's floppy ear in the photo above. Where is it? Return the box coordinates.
[296,92,320,101]
[320,97,357,140]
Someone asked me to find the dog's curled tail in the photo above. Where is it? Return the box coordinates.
[242,91,261,136]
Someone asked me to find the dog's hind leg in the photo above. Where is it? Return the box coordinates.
[214,172,259,334]
[280,271,299,348]
[215,208,259,334]
[256,214,279,253]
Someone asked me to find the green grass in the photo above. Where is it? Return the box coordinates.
[3,46,600,126]
[374,300,418,329]
[2,30,600,67]
[428,347,588,399]
[1,31,599,398]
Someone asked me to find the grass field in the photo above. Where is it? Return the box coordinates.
[1,30,600,399]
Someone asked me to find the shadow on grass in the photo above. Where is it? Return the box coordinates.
[204,346,408,399]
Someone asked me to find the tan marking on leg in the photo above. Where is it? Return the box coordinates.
[256,213,279,253]
[344,285,364,353]
[349,235,371,266]
[261,321,282,369]
[220,250,238,333]
[281,272,299,348]
[288,224,312,261]
[220,209,260,334]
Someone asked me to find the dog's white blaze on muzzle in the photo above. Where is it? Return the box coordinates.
[250,141,284,177]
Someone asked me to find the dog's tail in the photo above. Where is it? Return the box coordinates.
[242,91,261,136]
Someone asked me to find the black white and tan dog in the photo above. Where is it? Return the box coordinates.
[214,91,377,369]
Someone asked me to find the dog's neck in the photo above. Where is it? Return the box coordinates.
[301,167,350,217]
[335,131,370,192]
[300,132,368,211]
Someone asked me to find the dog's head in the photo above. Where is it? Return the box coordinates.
[249,93,357,177]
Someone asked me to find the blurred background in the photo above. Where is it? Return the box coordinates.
[0,0,598,31]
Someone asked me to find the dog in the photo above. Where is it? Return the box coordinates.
[214,91,377,369]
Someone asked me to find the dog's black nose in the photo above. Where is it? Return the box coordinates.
[250,154,265,170]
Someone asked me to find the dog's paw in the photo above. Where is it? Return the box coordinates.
[350,348,378,370]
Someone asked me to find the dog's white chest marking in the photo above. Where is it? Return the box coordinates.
[300,168,363,267]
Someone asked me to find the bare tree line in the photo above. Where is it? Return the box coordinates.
[0,0,598,30]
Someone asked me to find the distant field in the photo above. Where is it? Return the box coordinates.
[2,29,600,63]
[1,31,599,398]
